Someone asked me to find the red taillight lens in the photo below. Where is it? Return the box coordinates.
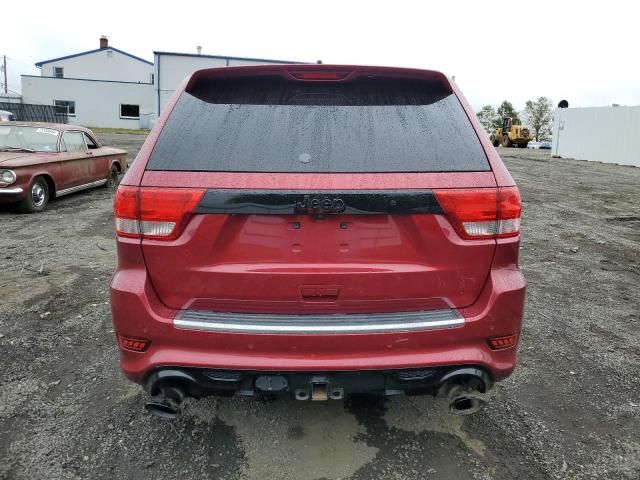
[487,333,518,350]
[138,188,205,240]
[496,186,522,238]
[118,335,150,352]
[289,71,351,81]
[114,186,205,240]
[114,186,140,239]
[433,187,521,240]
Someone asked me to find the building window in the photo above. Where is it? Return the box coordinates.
[54,67,64,78]
[120,104,140,119]
[54,100,76,116]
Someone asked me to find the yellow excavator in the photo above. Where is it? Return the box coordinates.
[490,117,533,148]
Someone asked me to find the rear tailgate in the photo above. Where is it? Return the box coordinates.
[138,67,498,313]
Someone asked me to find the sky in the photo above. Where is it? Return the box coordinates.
[2,0,638,111]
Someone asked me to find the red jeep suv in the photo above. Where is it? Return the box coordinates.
[110,65,525,418]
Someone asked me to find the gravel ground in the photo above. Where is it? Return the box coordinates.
[0,136,638,480]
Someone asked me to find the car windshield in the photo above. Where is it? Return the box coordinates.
[0,125,60,152]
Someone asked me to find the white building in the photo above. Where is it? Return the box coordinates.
[21,37,155,128]
[552,106,640,167]
[20,37,305,129]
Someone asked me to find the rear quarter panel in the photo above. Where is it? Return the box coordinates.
[92,147,128,179]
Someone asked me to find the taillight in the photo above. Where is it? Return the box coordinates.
[114,186,140,239]
[496,186,522,238]
[433,187,521,240]
[114,186,205,240]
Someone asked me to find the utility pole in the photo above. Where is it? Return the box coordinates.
[2,55,7,94]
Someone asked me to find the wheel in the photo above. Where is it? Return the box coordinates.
[501,135,512,147]
[106,164,120,190]
[518,142,528,148]
[492,140,500,147]
[17,176,49,213]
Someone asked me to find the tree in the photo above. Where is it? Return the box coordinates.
[496,101,519,124]
[476,105,499,132]
[523,97,554,141]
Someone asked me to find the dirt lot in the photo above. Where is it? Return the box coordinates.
[1,135,638,480]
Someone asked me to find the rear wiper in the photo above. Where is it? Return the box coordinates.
[0,146,36,152]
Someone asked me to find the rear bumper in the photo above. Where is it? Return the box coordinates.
[143,365,493,400]
[110,245,526,386]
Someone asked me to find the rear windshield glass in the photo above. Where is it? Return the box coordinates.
[147,76,489,173]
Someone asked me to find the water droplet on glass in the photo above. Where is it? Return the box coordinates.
[299,153,311,164]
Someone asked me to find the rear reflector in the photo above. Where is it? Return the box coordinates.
[433,187,521,239]
[118,335,150,352]
[487,334,518,350]
[114,186,205,240]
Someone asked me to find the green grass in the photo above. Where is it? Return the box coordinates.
[88,127,150,135]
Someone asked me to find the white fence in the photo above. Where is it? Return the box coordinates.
[552,106,640,167]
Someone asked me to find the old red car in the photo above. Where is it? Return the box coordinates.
[0,122,127,212]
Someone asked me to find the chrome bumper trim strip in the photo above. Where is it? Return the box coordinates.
[174,309,464,334]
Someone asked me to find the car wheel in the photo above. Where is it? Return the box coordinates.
[17,176,49,213]
[106,165,120,190]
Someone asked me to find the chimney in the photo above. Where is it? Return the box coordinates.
[197,46,202,55]
[100,36,108,49]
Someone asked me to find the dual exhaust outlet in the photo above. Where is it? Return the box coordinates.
[144,370,488,419]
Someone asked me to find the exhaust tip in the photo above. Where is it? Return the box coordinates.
[448,393,487,416]
[438,376,489,416]
[145,397,181,419]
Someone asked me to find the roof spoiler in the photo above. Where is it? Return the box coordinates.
[185,64,453,94]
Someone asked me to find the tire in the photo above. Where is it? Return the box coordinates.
[501,135,512,148]
[518,142,529,148]
[17,176,49,213]
[492,140,500,147]
[106,164,120,190]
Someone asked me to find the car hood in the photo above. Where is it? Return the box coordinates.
[0,151,54,167]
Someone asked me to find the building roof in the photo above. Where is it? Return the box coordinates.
[153,50,305,64]
[21,74,152,85]
[35,47,153,67]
